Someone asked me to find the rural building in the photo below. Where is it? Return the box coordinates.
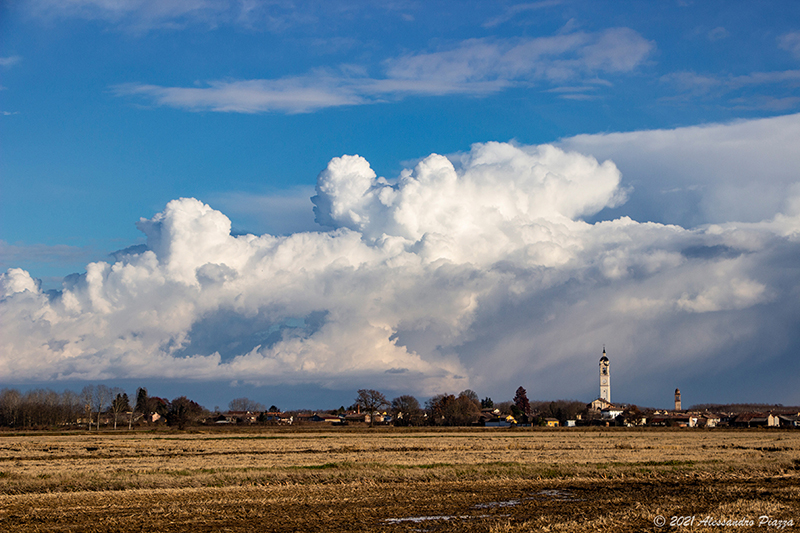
[589,398,613,411]
[261,411,293,424]
[218,411,259,424]
[601,407,623,419]
[732,413,780,428]
[309,414,343,423]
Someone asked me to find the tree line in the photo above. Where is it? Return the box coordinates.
[332,387,587,427]
[0,386,202,430]
[0,384,589,430]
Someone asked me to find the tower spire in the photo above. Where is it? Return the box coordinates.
[599,346,610,403]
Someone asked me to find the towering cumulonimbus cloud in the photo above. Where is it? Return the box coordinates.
[2,140,800,400]
[313,143,625,264]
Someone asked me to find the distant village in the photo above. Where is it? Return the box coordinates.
[581,348,799,429]
[214,349,799,430]
[1,349,798,430]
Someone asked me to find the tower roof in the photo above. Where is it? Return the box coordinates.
[600,347,609,362]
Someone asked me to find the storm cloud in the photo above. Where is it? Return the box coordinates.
[2,127,800,404]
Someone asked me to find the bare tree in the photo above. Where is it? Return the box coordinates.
[391,395,422,426]
[80,385,94,430]
[355,389,389,427]
[228,397,265,412]
[93,385,112,430]
[426,393,480,426]
[61,390,83,426]
[0,388,21,427]
[459,389,480,407]
[110,390,130,430]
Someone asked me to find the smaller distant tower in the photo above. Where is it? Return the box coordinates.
[674,388,681,411]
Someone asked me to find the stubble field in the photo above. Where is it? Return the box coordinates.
[0,427,798,532]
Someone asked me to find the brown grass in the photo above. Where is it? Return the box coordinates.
[1,427,798,532]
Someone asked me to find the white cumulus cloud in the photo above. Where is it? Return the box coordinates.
[2,135,800,403]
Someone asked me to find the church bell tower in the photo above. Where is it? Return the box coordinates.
[599,347,610,403]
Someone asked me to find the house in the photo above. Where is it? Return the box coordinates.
[647,413,696,427]
[295,413,316,424]
[778,414,800,428]
[219,411,259,424]
[344,412,369,424]
[616,408,647,427]
[672,414,697,428]
[261,411,293,424]
[601,407,623,420]
[479,409,515,427]
[543,418,560,427]
[732,412,780,428]
[485,420,513,427]
[648,415,670,427]
[310,414,342,423]
[695,413,721,428]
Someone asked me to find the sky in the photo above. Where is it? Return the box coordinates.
[1,0,800,411]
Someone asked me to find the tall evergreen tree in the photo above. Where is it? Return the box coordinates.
[513,386,531,422]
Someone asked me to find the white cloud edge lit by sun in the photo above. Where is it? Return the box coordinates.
[559,113,800,226]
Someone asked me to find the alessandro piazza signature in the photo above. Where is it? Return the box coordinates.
[680,516,795,529]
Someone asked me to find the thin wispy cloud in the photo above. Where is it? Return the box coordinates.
[114,28,653,114]
[707,27,728,42]
[0,56,22,68]
[113,78,365,114]
[25,0,272,32]
[482,0,563,28]
[778,31,800,59]
[660,68,800,110]
[23,0,407,33]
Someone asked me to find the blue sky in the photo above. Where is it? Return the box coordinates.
[2,1,800,410]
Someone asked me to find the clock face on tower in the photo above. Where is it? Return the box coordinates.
[601,378,608,385]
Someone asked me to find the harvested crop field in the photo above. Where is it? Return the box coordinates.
[1,428,798,532]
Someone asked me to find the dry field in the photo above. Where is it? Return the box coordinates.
[0,427,798,532]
